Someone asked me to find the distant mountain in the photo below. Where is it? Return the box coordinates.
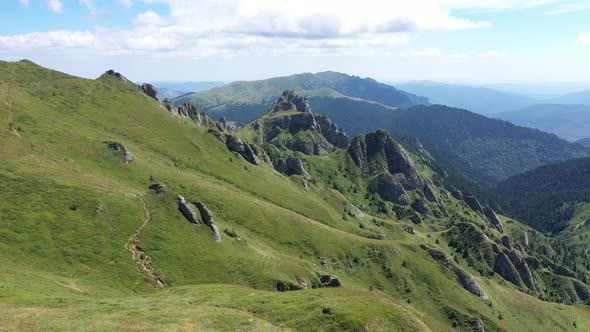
[577,138,590,147]
[495,104,590,142]
[157,87,189,100]
[496,156,590,233]
[395,81,536,115]
[550,90,590,105]
[381,105,590,186]
[173,71,428,123]
[151,81,227,93]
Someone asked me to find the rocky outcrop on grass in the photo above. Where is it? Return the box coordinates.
[421,244,489,299]
[148,183,166,194]
[274,157,311,179]
[501,236,512,250]
[368,173,410,205]
[483,208,504,233]
[225,135,260,166]
[276,281,304,292]
[140,83,159,101]
[217,116,228,131]
[319,274,342,287]
[176,102,213,127]
[507,251,536,292]
[270,90,312,113]
[462,193,484,214]
[493,252,522,286]
[403,225,416,235]
[195,202,222,243]
[104,69,128,82]
[178,195,200,224]
[104,141,133,164]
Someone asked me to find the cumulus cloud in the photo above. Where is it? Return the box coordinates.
[1,0,575,58]
[47,0,64,13]
[577,32,590,46]
[135,11,168,26]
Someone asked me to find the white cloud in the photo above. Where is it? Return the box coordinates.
[475,51,509,57]
[19,0,29,6]
[135,11,168,26]
[0,30,94,51]
[577,32,590,46]
[3,0,579,58]
[47,0,64,13]
[401,48,442,57]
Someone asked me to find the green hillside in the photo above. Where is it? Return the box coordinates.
[1,60,590,331]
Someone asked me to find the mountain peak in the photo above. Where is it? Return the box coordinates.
[269,90,311,113]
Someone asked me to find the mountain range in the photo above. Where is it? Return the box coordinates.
[2,60,590,331]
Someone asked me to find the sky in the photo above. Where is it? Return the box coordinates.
[0,0,589,83]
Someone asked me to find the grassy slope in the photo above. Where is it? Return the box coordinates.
[1,60,589,331]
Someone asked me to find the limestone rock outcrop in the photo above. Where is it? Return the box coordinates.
[176,102,213,127]
[494,252,522,286]
[178,195,200,224]
[225,135,260,166]
[319,274,341,287]
[140,83,159,101]
[421,244,489,299]
[270,90,311,113]
[483,207,504,233]
[104,141,133,164]
[104,69,128,83]
[217,116,228,131]
[274,157,311,179]
[195,202,222,243]
[368,173,410,205]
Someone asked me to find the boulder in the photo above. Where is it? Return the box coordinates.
[501,236,512,250]
[423,182,439,203]
[483,207,504,233]
[140,83,159,101]
[148,183,166,194]
[195,201,221,243]
[403,225,416,235]
[178,195,200,224]
[286,158,311,179]
[468,317,485,332]
[225,135,260,166]
[368,173,410,205]
[463,193,484,214]
[104,141,133,164]
[410,214,423,224]
[105,69,128,83]
[319,274,341,287]
[494,252,522,286]
[451,190,463,200]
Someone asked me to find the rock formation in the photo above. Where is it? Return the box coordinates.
[252,91,349,155]
[274,157,311,179]
[403,225,416,235]
[483,207,504,233]
[178,195,200,224]
[169,102,213,127]
[501,236,512,250]
[269,90,311,113]
[368,174,410,205]
[250,144,273,167]
[195,202,222,243]
[104,141,133,164]
[462,193,484,214]
[276,281,304,292]
[494,252,522,286]
[140,83,159,101]
[217,116,228,131]
[148,183,166,194]
[104,69,128,83]
[225,135,260,166]
[507,251,536,292]
[319,274,341,287]
[421,244,489,299]
[411,199,429,214]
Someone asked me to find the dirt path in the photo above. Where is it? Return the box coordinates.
[126,195,166,288]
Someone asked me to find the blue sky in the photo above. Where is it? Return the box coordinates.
[0,0,589,83]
